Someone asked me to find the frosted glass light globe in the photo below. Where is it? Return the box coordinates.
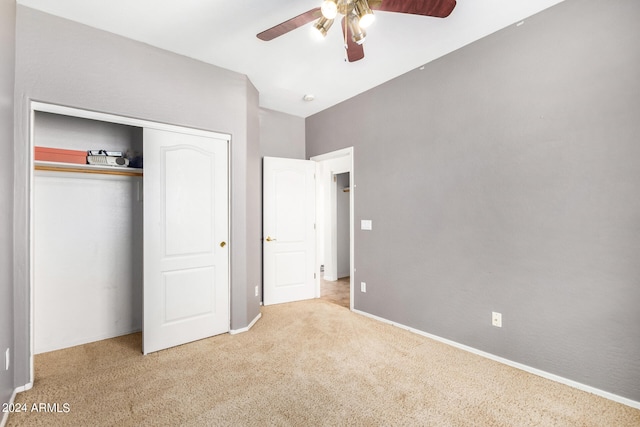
[359,12,375,28]
[321,0,338,19]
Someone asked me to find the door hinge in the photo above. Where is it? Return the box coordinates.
[314,273,316,279]
[333,175,337,182]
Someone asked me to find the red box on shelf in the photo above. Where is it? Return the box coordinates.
[35,147,86,164]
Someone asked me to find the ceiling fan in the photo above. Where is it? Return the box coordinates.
[257,0,457,62]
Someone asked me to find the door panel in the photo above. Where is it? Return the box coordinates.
[275,170,307,241]
[275,251,307,286]
[164,147,214,256]
[163,267,215,322]
[144,128,229,354]
[263,157,316,306]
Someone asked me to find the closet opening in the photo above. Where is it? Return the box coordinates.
[28,102,231,384]
[33,111,144,355]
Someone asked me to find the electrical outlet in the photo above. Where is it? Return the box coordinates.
[255,285,259,297]
[492,312,502,328]
[361,282,366,293]
[5,348,9,371]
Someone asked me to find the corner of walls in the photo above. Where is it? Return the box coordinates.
[245,79,262,325]
[227,76,262,331]
[260,108,306,160]
[1,0,16,412]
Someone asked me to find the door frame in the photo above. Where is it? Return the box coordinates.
[26,101,231,384]
[310,147,354,309]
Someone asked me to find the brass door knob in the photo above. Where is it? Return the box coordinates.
[265,236,276,242]
[220,241,226,248]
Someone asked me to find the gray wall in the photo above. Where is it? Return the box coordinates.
[0,0,16,408]
[306,0,640,401]
[259,108,305,160]
[14,6,261,386]
[244,81,262,321]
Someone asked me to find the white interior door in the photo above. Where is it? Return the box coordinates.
[263,157,316,306]
[143,128,229,354]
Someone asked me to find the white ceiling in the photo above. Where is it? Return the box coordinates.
[17,0,565,118]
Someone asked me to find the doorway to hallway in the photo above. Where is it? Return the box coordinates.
[311,147,354,310]
[320,276,350,308]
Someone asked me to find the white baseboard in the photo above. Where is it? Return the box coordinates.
[353,309,640,410]
[35,327,142,355]
[230,312,262,335]
[15,382,33,393]
[1,388,18,427]
[1,381,34,427]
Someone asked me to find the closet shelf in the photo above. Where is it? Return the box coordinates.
[34,161,143,177]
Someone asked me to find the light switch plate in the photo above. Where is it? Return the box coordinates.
[361,220,372,230]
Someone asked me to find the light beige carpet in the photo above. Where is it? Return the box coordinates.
[7,299,640,426]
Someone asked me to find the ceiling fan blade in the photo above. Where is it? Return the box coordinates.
[257,8,323,41]
[369,0,456,18]
[341,17,365,62]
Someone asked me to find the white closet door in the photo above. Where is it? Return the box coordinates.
[143,128,229,354]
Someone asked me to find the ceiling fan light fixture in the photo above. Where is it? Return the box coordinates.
[348,15,367,45]
[312,16,334,39]
[321,0,338,19]
[354,0,375,28]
